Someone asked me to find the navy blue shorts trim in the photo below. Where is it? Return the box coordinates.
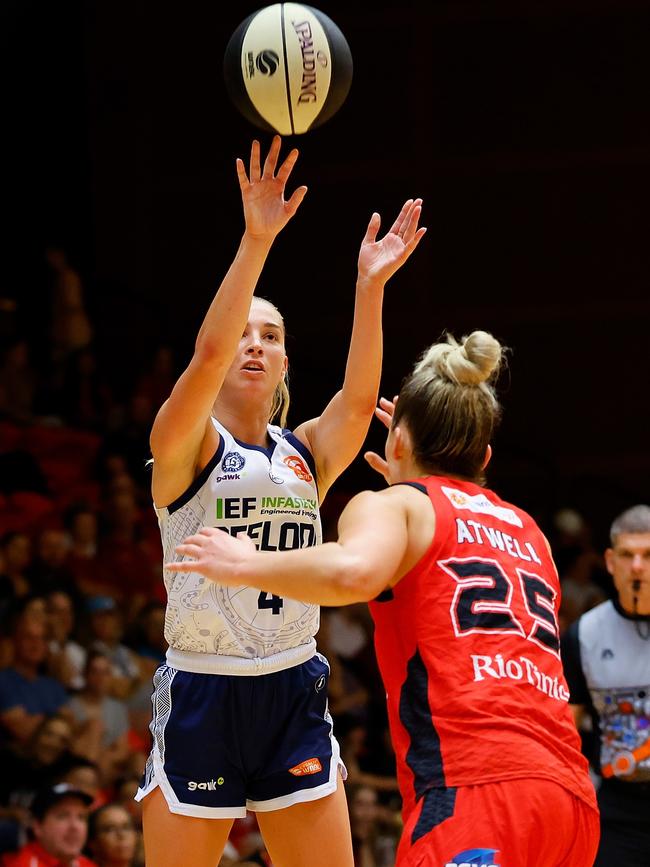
[136,654,343,818]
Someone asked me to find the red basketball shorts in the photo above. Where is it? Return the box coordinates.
[396,777,600,867]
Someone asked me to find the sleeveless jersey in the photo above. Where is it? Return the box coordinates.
[368,476,597,822]
[157,419,321,669]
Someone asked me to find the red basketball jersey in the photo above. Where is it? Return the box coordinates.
[368,476,597,827]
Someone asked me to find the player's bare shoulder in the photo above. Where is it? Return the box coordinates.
[379,483,436,582]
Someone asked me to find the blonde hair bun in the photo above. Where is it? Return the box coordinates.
[416,330,503,387]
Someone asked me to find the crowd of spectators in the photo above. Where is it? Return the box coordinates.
[0,250,619,865]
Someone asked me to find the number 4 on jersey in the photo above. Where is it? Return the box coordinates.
[257,592,284,615]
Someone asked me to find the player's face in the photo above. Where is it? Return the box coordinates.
[224,298,287,397]
[605,532,650,615]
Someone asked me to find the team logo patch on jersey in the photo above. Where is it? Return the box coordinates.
[283,455,313,482]
[222,451,246,472]
[441,486,522,528]
[289,758,322,776]
[445,848,500,867]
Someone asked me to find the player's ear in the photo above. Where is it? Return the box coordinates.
[392,425,410,460]
[482,444,492,469]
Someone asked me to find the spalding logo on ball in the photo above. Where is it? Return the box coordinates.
[224,3,353,135]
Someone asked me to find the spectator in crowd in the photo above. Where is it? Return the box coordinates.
[85,599,141,701]
[65,505,98,560]
[0,715,76,855]
[0,595,49,669]
[0,533,32,616]
[68,653,130,783]
[562,504,650,867]
[0,616,71,744]
[325,605,375,682]
[110,781,141,834]
[46,590,87,692]
[95,491,160,609]
[341,725,400,796]
[1,783,97,867]
[317,610,369,728]
[552,507,607,628]
[0,715,75,806]
[60,349,112,432]
[348,784,400,867]
[0,340,37,425]
[46,247,93,366]
[93,454,130,495]
[127,602,166,675]
[28,529,79,602]
[63,505,101,598]
[133,345,175,414]
[86,805,139,867]
[100,393,153,489]
[4,593,49,631]
[56,761,103,810]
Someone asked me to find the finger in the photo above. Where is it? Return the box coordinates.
[285,185,308,217]
[263,134,282,178]
[375,406,392,428]
[173,543,203,559]
[236,157,249,191]
[164,561,196,572]
[176,534,207,547]
[198,526,222,537]
[276,146,300,184]
[401,204,422,244]
[362,212,381,245]
[249,139,261,183]
[364,451,389,481]
[387,199,414,236]
[378,396,395,411]
[398,199,424,240]
[405,226,427,251]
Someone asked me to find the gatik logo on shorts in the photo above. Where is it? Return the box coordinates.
[289,758,322,776]
[445,849,500,867]
[187,778,224,791]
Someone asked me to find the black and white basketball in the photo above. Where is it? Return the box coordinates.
[224,4,353,135]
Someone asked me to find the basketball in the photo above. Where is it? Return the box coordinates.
[223,4,353,136]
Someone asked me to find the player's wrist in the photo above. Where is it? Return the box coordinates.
[241,229,277,250]
[355,273,386,295]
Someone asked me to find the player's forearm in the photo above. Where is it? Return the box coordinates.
[238,542,372,606]
[338,276,384,415]
[195,233,274,355]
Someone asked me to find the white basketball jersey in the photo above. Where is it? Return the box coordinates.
[157,419,322,667]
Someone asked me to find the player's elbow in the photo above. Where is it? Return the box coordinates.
[342,391,378,421]
[194,337,225,366]
[334,554,384,604]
